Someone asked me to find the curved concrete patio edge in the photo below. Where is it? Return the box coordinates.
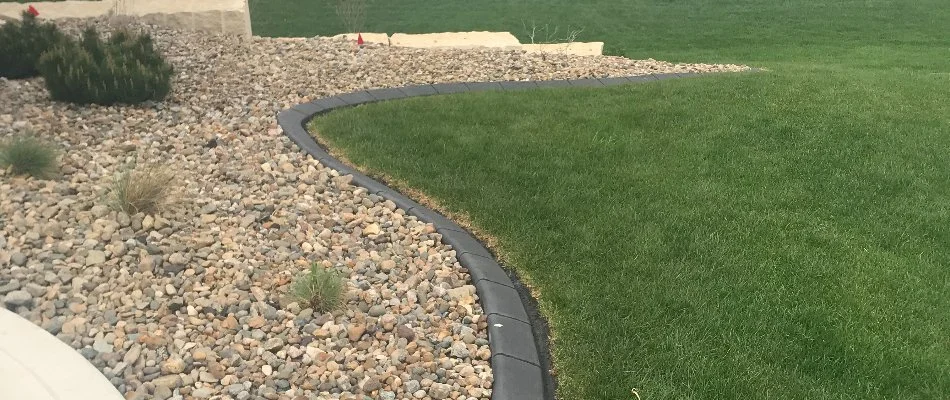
[0,308,124,400]
[277,72,747,400]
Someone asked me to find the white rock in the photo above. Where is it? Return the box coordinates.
[85,250,106,266]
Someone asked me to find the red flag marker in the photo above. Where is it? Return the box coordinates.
[27,5,39,16]
[357,33,364,46]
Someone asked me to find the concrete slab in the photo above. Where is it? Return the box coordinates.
[0,308,123,400]
[330,32,389,45]
[390,31,521,50]
[521,42,604,56]
[0,351,54,400]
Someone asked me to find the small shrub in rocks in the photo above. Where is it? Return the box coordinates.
[108,160,177,215]
[0,12,66,79]
[37,27,173,105]
[291,264,344,313]
[0,134,59,178]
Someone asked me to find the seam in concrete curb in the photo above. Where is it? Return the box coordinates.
[277,72,749,400]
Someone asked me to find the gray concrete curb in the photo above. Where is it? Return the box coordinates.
[277,72,731,400]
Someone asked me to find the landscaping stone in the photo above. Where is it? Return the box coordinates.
[10,252,26,266]
[3,290,32,308]
[85,250,106,266]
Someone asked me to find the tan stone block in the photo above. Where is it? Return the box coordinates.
[221,9,252,36]
[521,42,604,56]
[119,0,251,36]
[389,31,521,50]
[190,11,223,33]
[156,10,193,32]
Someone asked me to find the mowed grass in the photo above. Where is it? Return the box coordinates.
[254,0,950,398]
[249,0,948,70]
[314,71,950,399]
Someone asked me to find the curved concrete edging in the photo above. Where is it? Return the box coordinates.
[277,72,709,400]
[0,308,124,400]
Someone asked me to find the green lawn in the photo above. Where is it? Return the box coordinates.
[255,1,950,399]
[249,0,947,70]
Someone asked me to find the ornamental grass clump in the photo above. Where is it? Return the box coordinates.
[37,27,173,105]
[108,160,177,215]
[291,264,344,313]
[0,135,59,178]
[0,12,66,79]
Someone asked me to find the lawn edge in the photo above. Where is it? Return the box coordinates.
[276,71,753,400]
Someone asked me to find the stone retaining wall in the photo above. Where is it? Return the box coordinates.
[1,2,602,56]
[332,31,605,56]
[0,0,252,36]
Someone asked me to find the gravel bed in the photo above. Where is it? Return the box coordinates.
[0,18,748,400]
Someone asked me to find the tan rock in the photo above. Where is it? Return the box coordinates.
[347,324,366,341]
[247,316,266,329]
[137,333,166,349]
[192,348,209,361]
[221,315,238,330]
[363,223,381,236]
[151,374,183,388]
[446,285,476,304]
[161,357,185,374]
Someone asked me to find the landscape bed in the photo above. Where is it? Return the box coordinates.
[0,16,744,399]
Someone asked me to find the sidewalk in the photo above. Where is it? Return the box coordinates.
[0,308,123,400]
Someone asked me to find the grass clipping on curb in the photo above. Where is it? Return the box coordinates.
[108,160,178,215]
[0,135,59,178]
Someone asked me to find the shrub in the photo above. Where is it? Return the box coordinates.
[109,160,177,215]
[37,27,173,105]
[0,12,65,79]
[0,135,59,178]
[291,264,344,313]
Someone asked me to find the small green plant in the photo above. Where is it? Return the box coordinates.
[0,12,66,79]
[291,264,344,312]
[109,160,177,215]
[0,135,59,178]
[37,27,173,105]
